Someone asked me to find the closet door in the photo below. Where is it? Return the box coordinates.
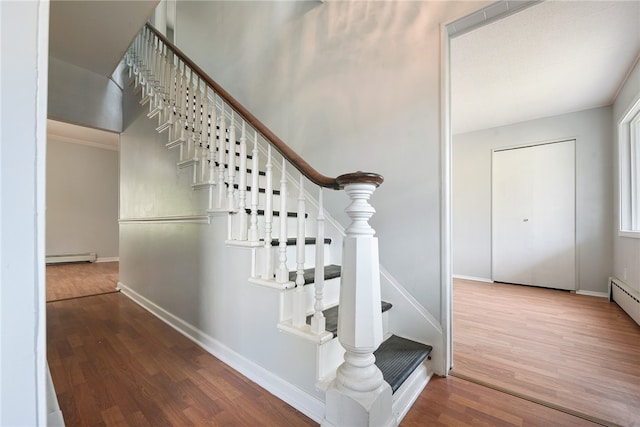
[492,140,575,290]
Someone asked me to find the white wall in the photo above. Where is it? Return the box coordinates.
[173,0,487,321]
[0,0,49,424]
[48,56,123,132]
[453,106,614,293]
[613,58,640,293]
[46,138,119,259]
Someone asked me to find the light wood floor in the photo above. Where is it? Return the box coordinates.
[47,263,601,426]
[47,261,119,301]
[453,278,640,427]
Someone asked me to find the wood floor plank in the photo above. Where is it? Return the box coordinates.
[47,261,119,301]
[452,278,640,427]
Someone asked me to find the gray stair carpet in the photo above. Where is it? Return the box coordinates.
[306,301,393,338]
[374,334,432,393]
[288,264,341,285]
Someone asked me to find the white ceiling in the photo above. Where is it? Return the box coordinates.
[49,0,158,77]
[451,1,640,135]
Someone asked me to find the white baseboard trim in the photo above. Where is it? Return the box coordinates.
[453,274,494,283]
[96,257,119,263]
[116,281,325,423]
[575,290,609,298]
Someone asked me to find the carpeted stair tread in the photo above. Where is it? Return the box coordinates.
[374,334,432,394]
[270,237,332,246]
[306,301,393,338]
[289,264,341,285]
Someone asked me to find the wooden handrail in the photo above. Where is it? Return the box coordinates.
[144,23,383,190]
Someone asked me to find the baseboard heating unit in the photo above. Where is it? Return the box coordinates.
[46,252,97,265]
[609,277,640,327]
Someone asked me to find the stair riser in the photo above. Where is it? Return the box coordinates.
[253,244,332,272]
[229,213,317,242]
[279,277,341,322]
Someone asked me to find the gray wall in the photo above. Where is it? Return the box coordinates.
[613,58,640,293]
[1,0,48,424]
[46,139,119,259]
[173,0,488,321]
[48,56,123,132]
[453,106,614,293]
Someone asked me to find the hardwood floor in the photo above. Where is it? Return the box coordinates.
[47,264,602,426]
[453,278,640,427]
[47,261,119,301]
[47,292,316,426]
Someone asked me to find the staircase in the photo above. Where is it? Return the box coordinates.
[124,24,433,426]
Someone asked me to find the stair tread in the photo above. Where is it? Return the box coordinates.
[374,334,432,394]
[233,184,281,195]
[306,301,393,338]
[270,237,331,246]
[289,264,341,285]
[244,208,308,218]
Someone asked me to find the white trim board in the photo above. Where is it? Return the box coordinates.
[119,215,210,224]
[575,290,609,298]
[116,281,325,423]
[452,275,494,283]
[96,257,119,263]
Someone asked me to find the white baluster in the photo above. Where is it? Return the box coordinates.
[262,145,274,280]
[275,159,288,283]
[169,61,184,146]
[227,113,237,210]
[157,54,169,131]
[157,47,173,132]
[193,75,201,163]
[200,87,209,184]
[311,187,326,334]
[217,105,226,209]
[293,173,306,327]
[323,182,392,427]
[248,131,260,244]
[206,91,217,211]
[208,93,217,185]
[237,122,248,240]
[185,71,194,160]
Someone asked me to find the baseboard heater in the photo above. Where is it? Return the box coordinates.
[609,277,640,327]
[46,252,97,265]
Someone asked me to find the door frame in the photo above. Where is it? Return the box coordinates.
[440,1,542,374]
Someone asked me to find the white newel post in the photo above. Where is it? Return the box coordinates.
[323,181,394,427]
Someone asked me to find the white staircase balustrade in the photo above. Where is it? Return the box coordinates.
[126,25,400,426]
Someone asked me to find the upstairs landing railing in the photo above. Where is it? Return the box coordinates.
[125,24,390,406]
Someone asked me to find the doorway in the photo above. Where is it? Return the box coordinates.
[444,1,640,425]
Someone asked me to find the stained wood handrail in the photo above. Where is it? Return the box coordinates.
[144,23,383,190]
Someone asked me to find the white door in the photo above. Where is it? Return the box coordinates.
[492,140,575,290]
